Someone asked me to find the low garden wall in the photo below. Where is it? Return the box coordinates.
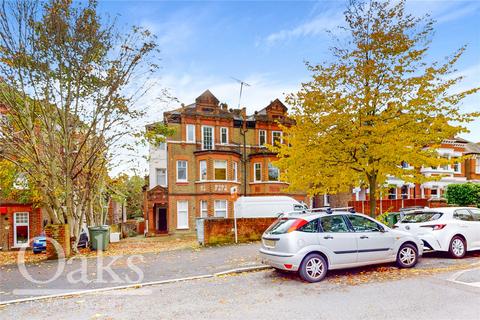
[202,217,277,245]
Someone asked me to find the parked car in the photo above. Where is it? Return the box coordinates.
[394,207,480,258]
[32,233,47,254]
[32,229,89,254]
[260,211,423,283]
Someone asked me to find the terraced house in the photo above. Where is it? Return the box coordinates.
[144,90,308,236]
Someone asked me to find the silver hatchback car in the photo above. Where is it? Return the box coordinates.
[260,211,423,282]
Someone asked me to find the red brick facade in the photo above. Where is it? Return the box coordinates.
[144,90,309,235]
[0,203,43,250]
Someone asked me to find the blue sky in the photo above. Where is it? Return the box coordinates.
[97,0,480,173]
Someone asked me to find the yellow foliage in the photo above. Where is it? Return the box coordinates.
[271,0,479,215]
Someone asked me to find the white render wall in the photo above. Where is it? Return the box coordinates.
[148,142,168,190]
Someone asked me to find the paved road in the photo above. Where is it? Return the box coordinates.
[1,242,479,306]
[1,265,479,320]
[0,243,261,302]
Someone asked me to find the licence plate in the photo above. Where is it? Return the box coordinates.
[264,239,276,248]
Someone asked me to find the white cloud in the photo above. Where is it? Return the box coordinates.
[263,10,344,47]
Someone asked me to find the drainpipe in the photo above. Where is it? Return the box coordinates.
[240,108,248,197]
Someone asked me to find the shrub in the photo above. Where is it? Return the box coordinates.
[445,183,480,207]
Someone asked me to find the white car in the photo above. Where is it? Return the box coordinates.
[260,211,423,282]
[394,207,480,258]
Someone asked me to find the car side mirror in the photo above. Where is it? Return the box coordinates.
[379,226,387,233]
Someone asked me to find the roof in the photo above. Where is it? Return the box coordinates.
[465,142,480,154]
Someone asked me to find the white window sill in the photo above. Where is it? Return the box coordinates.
[176,227,189,230]
[249,181,288,185]
[195,180,241,184]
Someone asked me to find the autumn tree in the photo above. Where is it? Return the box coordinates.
[0,0,161,250]
[110,174,145,219]
[272,0,479,216]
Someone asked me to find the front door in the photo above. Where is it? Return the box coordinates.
[14,212,29,247]
[318,215,357,266]
[156,207,168,233]
[346,215,395,263]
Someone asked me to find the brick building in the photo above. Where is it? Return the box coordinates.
[320,137,480,209]
[0,106,45,250]
[0,202,44,250]
[144,90,308,235]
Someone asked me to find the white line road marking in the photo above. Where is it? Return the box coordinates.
[0,265,269,306]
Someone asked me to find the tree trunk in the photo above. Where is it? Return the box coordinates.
[368,175,377,217]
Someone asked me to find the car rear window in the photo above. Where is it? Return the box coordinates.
[266,218,299,234]
[401,212,443,223]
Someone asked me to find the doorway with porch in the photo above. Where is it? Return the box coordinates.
[155,206,168,233]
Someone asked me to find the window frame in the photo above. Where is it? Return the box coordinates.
[214,200,228,218]
[13,212,29,247]
[272,131,282,145]
[319,215,351,233]
[254,163,262,182]
[220,127,228,145]
[388,187,397,200]
[259,130,266,146]
[476,159,480,174]
[176,200,189,229]
[186,124,196,143]
[453,161,461,173]
[346,215,384,233]
[469,208,480,221]
[233,161,238,182]
[200,200,208,218]
[176,160,188,182]
[453,209,474,222]
[156,168,167,186]
[199,160,207,181]
[298,218,320,233]
[214,160,227,181]
[201,125,214,150]
[267,162,280,181]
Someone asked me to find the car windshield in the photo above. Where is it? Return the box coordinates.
[266,218,299,234]
[401,212,442,223]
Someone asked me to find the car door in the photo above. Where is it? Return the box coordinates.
[318,214,357,266]
[453,209,475,248]
[346,215,395,263]
[467,208,480,248]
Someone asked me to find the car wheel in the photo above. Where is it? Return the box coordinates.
[299,253,327,283]
[396,243,418,268]
[449,236,466,259]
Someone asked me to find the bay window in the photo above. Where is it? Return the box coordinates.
[268,163,279,181]
[199,160,207,181]
[254,163,262,182]
[214,160,227,180]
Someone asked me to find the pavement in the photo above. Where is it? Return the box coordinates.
[1,264,479,320]
[0,242,261,303]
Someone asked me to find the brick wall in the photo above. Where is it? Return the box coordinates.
[0,204,43,250]
[202,217,276,245]
[45,224,71,259]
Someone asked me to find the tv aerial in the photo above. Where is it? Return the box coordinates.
[231,77,251,109]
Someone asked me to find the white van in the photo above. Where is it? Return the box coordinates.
[234,196,307,218]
